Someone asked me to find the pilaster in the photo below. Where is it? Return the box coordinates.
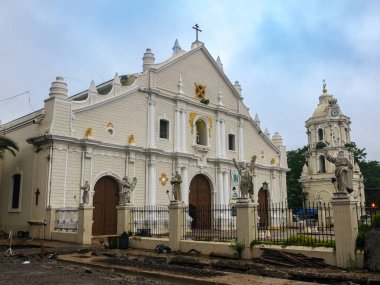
[181,166,189,205]
[331,192,358,268]
[116,205,133,234]
[168,201,186,251]
[180,110,187,152]
[77,205,94,245]
[147,158,156,205]
[223,171,229,204]
[236,200,258,258]
[45,206,55,240]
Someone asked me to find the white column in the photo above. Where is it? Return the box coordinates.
[238,119,244,161]
[175,109,180,152]
[216,118,221,157]
[217,170,224,205]
[223,171,229,205]
[147,161,156,205]
[180,110,187,152]
[221,120,226,157]
[181,166,189,205]
[148,97,156,148]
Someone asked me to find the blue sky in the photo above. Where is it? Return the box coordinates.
[1,0,379,160]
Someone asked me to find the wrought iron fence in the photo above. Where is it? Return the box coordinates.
[252,202,335,247]
[130,205,169,238]
[182,204,237,242]
[356,203,380,228]
[55,207,78,232]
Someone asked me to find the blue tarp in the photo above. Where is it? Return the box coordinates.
[295,209,318,216]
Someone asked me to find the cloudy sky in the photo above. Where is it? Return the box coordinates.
[1,0,379,160]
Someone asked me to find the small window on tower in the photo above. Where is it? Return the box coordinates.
[228,134,235,151]
[159,119,169,139]
[318,128,324,141]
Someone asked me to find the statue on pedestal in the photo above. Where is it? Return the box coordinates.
[325,149,354,194]
[120,176,137,205]
[233,155,256,201]
[81,181,90,205]
[170,171,182,202]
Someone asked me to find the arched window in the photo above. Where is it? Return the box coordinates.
[10,173,22,210]
[318,128,324,141]
[319,155,326,173]
[195,119,207,146]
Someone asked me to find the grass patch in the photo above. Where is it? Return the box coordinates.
[251,234,335,249]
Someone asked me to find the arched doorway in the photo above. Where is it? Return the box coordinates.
[189,174,211,229]
[92,176,119,236]
[258,183,270,228]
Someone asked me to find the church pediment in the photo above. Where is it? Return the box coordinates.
[154,46,243,111]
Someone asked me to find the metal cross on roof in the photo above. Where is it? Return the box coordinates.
[192,24,202,42]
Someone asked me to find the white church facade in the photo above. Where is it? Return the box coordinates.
[0,39,288,238]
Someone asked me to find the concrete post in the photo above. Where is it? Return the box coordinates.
[116,205,133,234]
[168,201,185,251]
[44,206,56,240]
[236,199,258,258]
[331,192,358,268]
[77,205,94,245]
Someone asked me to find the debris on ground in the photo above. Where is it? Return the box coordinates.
[185,248,201,256]
[254,249,331,268]
[154,244,171,253]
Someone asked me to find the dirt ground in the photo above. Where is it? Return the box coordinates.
[0,239,379,285]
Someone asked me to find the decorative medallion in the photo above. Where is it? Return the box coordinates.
[128,134,135,144]
[271,158,276,165]
[194,82,206,99]
[159,173,169,186]
[85,127,93,138]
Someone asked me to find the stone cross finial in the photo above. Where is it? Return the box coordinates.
[192,24,202,42]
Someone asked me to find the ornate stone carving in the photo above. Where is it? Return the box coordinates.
[128,134,135,144]
[119,176,137,205]
[159,173,169,186]
[194,82,206,99]
[85,127,93,138]
[233,155,256,201]
[80,181,90,205]
[189,112,198,134]
[170,171,182,202]
[325,149,354,194]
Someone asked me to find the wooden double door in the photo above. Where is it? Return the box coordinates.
[189,174,211,229]
[258,188,270,227]
[92,176,119,236]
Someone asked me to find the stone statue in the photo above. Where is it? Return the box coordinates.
[120,176,138,205]
[81,181,90,205]
[170,171,182,201]
[233,155,256,201]
[325,149,354,193]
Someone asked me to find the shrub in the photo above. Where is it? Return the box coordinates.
[229,240,245,259]
[315,142,327,149]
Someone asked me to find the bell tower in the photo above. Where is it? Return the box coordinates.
[299,83,365,204]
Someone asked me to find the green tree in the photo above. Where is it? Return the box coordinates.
[344,142,367,163]
[0,136,19,159]
[358,160,380,206]
[343,141,380,206]
[286,146,308,209]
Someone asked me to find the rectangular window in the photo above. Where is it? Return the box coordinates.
[159,119,169,139]
[228,134,235,151]
[11,174,21,209]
